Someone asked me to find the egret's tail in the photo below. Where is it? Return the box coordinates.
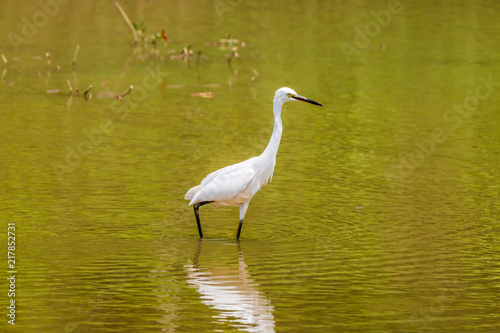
[185,185,202,204]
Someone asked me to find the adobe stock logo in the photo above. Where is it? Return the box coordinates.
[8,0,72,53]
[214,0,243,26]
[385,74,500,189]
[340,0,410,64]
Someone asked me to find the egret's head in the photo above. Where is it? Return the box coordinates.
[274,87,323,106]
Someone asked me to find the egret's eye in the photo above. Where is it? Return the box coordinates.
[287,93,291,97]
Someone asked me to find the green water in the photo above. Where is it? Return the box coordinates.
[1,0,499,332]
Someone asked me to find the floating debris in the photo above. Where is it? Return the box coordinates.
[205,35,246,49]
[1,54,7,64]
[191,92,214,98]
[117,85,133,99]
[201,83,221,88]
[204,41,218,47]
[160,30,168,42]
[97,91,118,99]
[83,84,93,100]
[167,84,186,89]
[170,45,193,61]
[46,89,60,94]
[219,38,240,45]
[170,54,183,60]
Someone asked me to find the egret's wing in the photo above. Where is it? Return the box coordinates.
[200,164,234,186]
[185,185,202,200]
[186,161,245,201]
[190,165,255,205]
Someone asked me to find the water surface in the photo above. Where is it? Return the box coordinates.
[1,0,499,332]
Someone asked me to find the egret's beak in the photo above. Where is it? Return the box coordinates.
[292,94,323,106]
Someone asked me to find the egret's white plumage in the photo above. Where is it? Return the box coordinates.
[185,87,322,239]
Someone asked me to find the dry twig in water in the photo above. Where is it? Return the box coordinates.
[83,84,93,100]
[191,92,214,98]
[67,80,73,95]
[114,0,139,44]
[117,85,133,99]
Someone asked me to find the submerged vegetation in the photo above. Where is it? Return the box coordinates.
[2,1,252,104]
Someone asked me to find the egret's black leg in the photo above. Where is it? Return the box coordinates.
[236,201,250,241]
[193,201,213,238]
[236,219,244,241]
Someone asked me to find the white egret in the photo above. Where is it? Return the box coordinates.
[185,87,322,240]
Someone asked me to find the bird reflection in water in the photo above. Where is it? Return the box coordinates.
[184,240,275,332]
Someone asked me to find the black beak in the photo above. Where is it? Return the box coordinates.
[292,95,323,106]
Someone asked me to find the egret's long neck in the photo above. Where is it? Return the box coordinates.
[261,98,283,159]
